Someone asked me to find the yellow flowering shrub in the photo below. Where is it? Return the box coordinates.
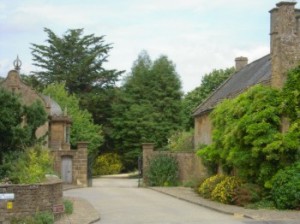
[198,174,226,198]
[93,153,123,176]
[211,176,242,204]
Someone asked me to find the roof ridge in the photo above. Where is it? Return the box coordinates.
[193,54,270,116]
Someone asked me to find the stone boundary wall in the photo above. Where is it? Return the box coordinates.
[0,179,63,222]
[142,143,208,183]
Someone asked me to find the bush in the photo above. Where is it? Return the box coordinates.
[9,145,55,184]
[198,174,226,198]
[64,199,74,215]
[271,162,300,209]
[211,176,242,204]
[167,130,194,152]
[93,153,123,176]
[11,211,54,224]
[233,183,262,206]
[145,154,179,186]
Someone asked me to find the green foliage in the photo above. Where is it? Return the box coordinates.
[112,51,183,170]
[43,83,103,155]
[33,212,54,224]
[282,66,300,121]
[31,28,121,94]
[198,174,226,198]
[196,144,218,175]
[30,28,123,159]
[11,211,54,224]
[145,154,179,186]
[63,199,74,215]
[271,162,300,209]
[198,85,299,186]
[167,130,194,152]
[182,67,234,130]
[0,88,47,163]
[9,145,54,184]
[246,198,276,210]
[233,183,262,207]
[93,153,123,176]
[211,176,242,204]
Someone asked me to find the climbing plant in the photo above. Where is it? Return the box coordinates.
[198,84,299,187]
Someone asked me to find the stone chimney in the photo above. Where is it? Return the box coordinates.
[270,1,300,88]
[235,56,248,72]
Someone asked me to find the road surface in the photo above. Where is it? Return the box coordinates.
[64,177,294,224]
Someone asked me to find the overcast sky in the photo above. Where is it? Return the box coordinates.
[0,0,289,93]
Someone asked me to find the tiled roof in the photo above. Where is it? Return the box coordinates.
[193,54,271,116]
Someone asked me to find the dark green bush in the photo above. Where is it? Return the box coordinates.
[93,153,123,176]
[198,174,226,198]
[233,183,262,206]
[271,162,300,209]
[64,199,74,215]
[145,154,179,186]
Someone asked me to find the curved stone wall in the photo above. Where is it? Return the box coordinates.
[0,179,63,222]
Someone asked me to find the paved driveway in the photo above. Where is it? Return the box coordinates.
[64,178,294,224]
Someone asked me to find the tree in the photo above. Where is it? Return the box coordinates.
[31,28,122,94]
[112,51,183,170]
[43,83,104,155]
[0,88,47,161]
[31,28,123,152]
[182,68,235,130]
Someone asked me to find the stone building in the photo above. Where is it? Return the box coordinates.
[0,58,88,186]
[193,1,300,147]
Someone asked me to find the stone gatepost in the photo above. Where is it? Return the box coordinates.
[142,143,154,180]
[76,142,88,187]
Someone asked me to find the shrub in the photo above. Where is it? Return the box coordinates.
[145,154,179,186]
[271,162,300,209]
[233,183,262,206]
[167,130,194,152]
[93,153,123,176]
[198,174,226,198]
[64,199,74,215]
[9,145,54,184]
[11,211,54,224]
[211,176,242,204]
[34,211,54,224]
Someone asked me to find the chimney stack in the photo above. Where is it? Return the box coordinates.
[270,1,300,88]
[235,56,248,72]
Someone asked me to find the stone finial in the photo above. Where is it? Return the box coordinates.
[235,57,248,72]
[13,55,22,72]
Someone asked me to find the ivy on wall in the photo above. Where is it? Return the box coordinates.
[198,65,300,188]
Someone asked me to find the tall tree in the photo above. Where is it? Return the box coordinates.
[112,51,183,170]
[31,28,123,152]
[31,28,122,94]
[182,67,235,130]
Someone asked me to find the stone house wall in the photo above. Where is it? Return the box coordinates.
[0,180,63,222]
[194,112,212,148]
[142,144,207,184]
